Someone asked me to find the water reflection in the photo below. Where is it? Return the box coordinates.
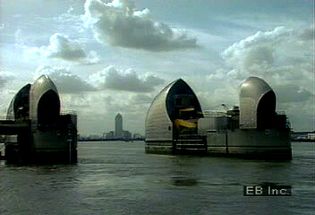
[171,176,198,186]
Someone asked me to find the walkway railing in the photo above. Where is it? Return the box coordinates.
[61,110,77,115]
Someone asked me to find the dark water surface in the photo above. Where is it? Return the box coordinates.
[0,141,314,215]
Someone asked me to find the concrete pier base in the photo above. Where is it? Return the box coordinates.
[145,128,292,160]
[207,146,292,160]
[145,141,173,154]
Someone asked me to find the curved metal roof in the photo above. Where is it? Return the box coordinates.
[145,79,202,141]
[30,75,60,128]
[6,75,61,129]
[6,84,31,120]
[239,76,276,129]
[240,77,274,99]
[145,80,176,141]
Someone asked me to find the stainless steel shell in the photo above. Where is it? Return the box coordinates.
[239,76,276,129]
[145,79,202,141]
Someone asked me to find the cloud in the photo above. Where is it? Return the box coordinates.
[83,0,197,51]
[207,25,314,131]
[45,33,86,60]
[34,66,96,94]
[221,26,292,77]
[217,26,313,91]
[32,33,100,63]
[130,94,153,104]
[298,25,314,41]
[0,72,18,118]
[0,71,15,87]
[89,66,165,92]
[274,84,313,103]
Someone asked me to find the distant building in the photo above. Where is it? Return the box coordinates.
[100,113,133,140]
[88,134,101,140]
[291,131,315,141]
[308,133,315,140]
[122,130,132,139]
[133,133,143,139]
[105,131,115,139]
[115,113,123,138]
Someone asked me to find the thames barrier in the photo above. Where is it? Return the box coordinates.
[0,75,292,163]
[0,75,77,163]
[145,76,292,160]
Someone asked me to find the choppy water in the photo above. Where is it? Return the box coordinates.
[0,141,314,215]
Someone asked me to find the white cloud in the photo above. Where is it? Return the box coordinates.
[217,25,313,92]
[60,90,152,135]
[89,66,165,92]
[0,71,15,87]
[31,33,100,63]
[0,88,17,119]
[33,65,165,94]
[83,0,197,51]
[277,98,314,131]
[34,66,96,94]
[0,72,18,118]
[130,94,153,104]
[274,84,313,103]
[221,26,292,77]
[45,33,86,60]
[298,24,314,41]
[53,6,86,34]
[207,25,314,131]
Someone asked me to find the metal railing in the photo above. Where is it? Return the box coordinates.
[276,111,286,115]
[203,110,227,118]
[0,115,7,120]
[61,110,77,115]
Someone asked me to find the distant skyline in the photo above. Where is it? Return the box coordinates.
[0,0,314,135]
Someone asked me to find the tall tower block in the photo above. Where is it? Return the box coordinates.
[115,113,123,138]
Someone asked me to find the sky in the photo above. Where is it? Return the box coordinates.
[0,0,314,135]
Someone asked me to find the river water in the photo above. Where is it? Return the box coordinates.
[0,141,314,215]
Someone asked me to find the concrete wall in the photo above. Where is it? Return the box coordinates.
[206,129,291,159]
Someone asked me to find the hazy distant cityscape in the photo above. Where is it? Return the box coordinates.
[78,113,144,141]
[76,111,315,142]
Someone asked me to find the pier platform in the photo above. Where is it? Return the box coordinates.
[0,120,31,134]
